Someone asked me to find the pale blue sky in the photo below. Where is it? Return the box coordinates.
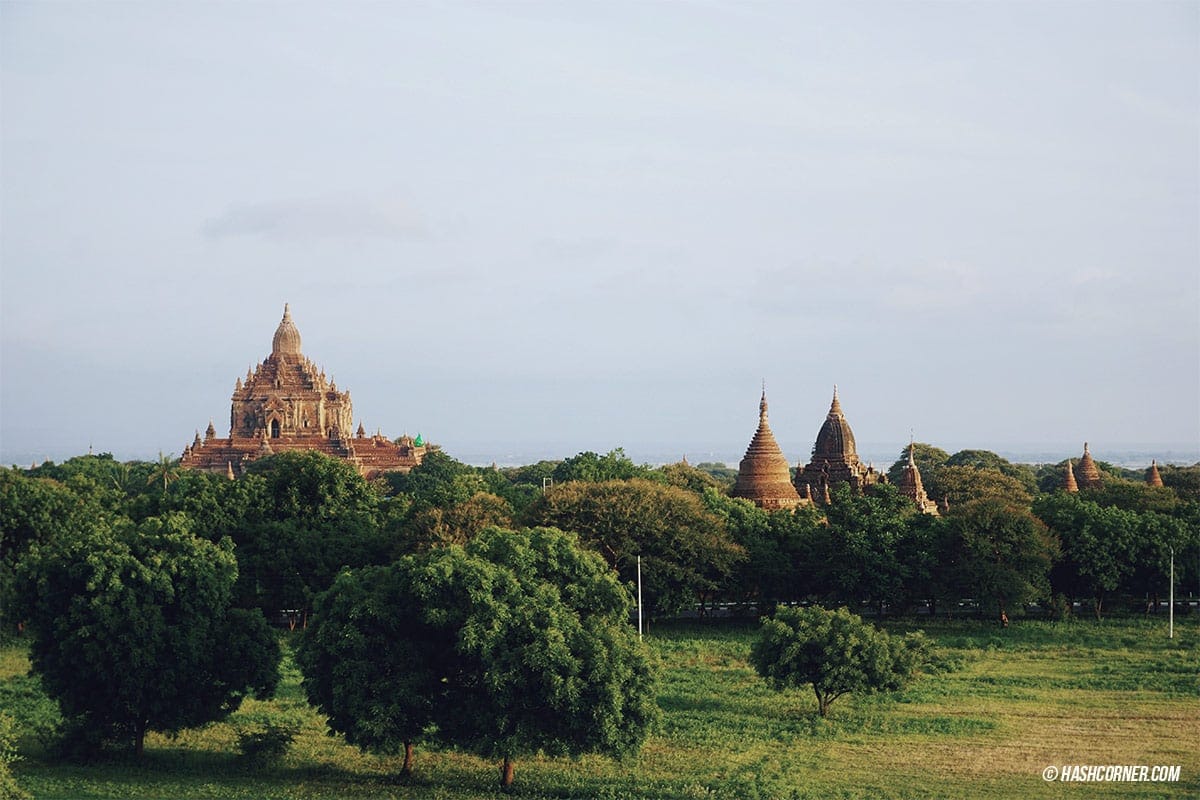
[2,1,1197,466]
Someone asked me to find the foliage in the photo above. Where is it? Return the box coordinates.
[399,491,514,551]
[0,712,29,800]
[750,606,927,717]
[383,450,486,510]
[692,461,740,487]
[298,526,658,787]
[928,465,1032,508]
[885,443,950,486]
[527,479,744,617]
[943,450,1038,494]
[946,499,1058,620]
[703,491,824,610]
[551,449,657,484]
[232,712,300,766]
[12,513,280,756]
[816,484,915,615]
[657,462,723,494]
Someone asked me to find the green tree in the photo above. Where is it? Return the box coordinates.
[819,483,915,616]
[295,561,454,776]
[944,450,1037,494]
[929,465,1032,509]
[551,449,656,484]
[12,513,280,756]
[703,490,824,610]
[885,443,950,486]
[750,606,926,717]
[383,449,486,509]
[400,491,514,551]
[146,451,181,493]
[948,499,1058,621]
[527,479,744,618]
[298,527,657,788]
[233,452,391,623]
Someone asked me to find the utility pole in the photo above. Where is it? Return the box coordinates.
[1169,546,1174,640]
[633,554,643,642]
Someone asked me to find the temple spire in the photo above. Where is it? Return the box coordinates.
[1146,459,1164,487]
[829,384,843,416]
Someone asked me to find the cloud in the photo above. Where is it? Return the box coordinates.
[202,197,425,242]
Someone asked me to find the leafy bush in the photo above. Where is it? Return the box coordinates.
[233,713,299,766]
[0,713,29,800]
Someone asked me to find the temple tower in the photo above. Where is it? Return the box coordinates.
[897,440,938,515]
[731,388,804,510]
[1075,442,1103,490]
[1146,459,1164,487]
[793,386,880,502]
[180,305,428,479]
[1063,459,1079,493]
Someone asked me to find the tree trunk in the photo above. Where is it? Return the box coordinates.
[402,740,413,777]
[1094,595,1103,620]
[814,688,829,717]
[135,720,147,758]
[500,755,514,788]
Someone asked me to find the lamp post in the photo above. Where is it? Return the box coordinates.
[1168,546,1174,640]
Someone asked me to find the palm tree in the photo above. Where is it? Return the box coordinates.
[147,451,180,493]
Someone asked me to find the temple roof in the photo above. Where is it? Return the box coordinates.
[1076,442,1102,490]
[812,385,858,463]
[272,303,303,357]
[1146,459,1164,487]
[1063,459,1079,493]
[731,389,801,508]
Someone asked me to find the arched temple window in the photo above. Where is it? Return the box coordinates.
[270,419,281,438]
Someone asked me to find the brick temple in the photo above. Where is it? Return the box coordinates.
[179,305,427,479]
[731,389,807,510]
[792,386,883,503]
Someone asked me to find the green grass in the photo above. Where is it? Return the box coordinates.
[4,616,1198,799]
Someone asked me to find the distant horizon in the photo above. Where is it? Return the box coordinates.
[5,438,1198,473]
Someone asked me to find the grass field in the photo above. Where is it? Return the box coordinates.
[3,615,1197,799]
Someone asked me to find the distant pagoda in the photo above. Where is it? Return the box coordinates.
[1075,442,1103,490]
[731,388,805,510]
[179,305,428,479]
[793,386,881,502]
[1146,460,1164,487]
[1062,459,1079,493]
[896,440,938,515]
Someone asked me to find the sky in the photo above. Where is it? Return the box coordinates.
[2,1,1198,469]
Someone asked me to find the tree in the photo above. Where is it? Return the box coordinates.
[818,483,915,616]
[12,513,280,756]
[702,490,824,610]
[295,562,453,776]
[551,448,656,484]
[383,449,486,510]
[146,451,181,493]
[750,606,926,717]
[526,479,744,618]
[233,452,392,623]
[297,527,658,788]
[885,443,950,487]
[947,499,1058,621]
[929,465,1032,508]
[400,491,514,551]
[944,450,1037,494]
[1033,493,1139,618]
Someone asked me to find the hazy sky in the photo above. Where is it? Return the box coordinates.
[2,1,1197,467]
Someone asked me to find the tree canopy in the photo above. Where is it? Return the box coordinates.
[13,513,280,756]
[751,606,926,717]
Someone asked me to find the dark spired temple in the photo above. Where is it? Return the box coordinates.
[179,305,427,479]
[792,387,883,503]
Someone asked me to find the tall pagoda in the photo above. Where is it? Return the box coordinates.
[1146,460,1164,487]
[1075,442,1103,490]
[731,388,806,510]
[179,305,427,479]
[896,440,938,515]
[792,387,881,502]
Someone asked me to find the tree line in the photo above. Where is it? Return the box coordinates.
[1,445,1197,783]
